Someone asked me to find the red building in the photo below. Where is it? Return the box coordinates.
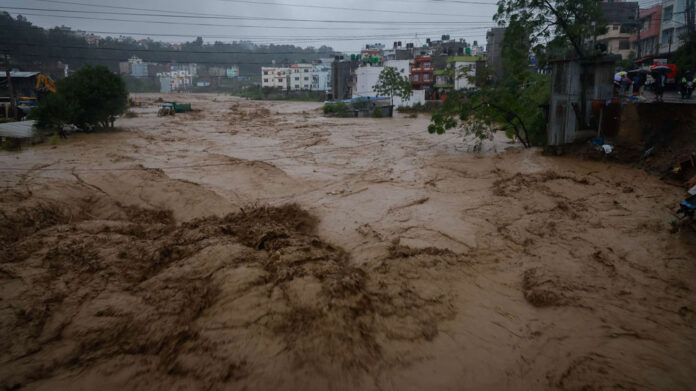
[410,56,433,90]
[631,4,662,59]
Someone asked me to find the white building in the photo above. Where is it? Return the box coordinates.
[448,56,482,90]
[659,0,689,54]
[171,63,198,77]
[262,67,290,89]
[289,64,313,91]
[354,62,425,108]
[157,70,192,93]
[354,65,383,98]
[311,64,332,92]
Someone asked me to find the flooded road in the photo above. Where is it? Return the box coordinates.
[2,93,695,390]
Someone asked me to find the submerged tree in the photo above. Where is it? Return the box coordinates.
[373,67,413,107]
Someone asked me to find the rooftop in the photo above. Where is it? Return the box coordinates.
[447,56,485,63]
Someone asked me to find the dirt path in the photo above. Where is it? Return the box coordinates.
[1,93,695,390]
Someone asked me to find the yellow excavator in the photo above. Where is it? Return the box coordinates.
[35,73,56,94]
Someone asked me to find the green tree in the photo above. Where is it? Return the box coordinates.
[428,73,550,148]
[33,65,128,131]
[494,0,606,59]
[373,67,413,106]
[427,0,605,148]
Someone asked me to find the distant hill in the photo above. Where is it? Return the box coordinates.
[0,12,336,79]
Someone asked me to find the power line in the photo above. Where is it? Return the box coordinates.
[0,6,495,25]
[0,26,493,43]
[32,0,496,19]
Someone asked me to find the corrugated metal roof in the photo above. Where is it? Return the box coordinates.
[0,120,36,138]
[5,72,40,78]
[447,56,485,63]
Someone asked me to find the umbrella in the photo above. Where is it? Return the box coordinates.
[651,65,672,72]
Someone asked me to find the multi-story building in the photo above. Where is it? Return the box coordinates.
[289,64,313,91]
[311,64,332,92]
[631,4,663,58]
[597,1,640,59]
[331,58,358,100]
[157,70,192,93]
[171,63,198,77]
[261,67,290,89]
[226,66,240,78]
[659,0,689,54]
[448,56,484,90]
[486,28,506,80]
[410,56,433,91]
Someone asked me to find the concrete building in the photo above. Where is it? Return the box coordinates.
[157,70,192,93]
[118,62,130,75]
[171,63,198,77]
[486,28,506,81]
[289,64,313,91]
[131,63,148,78]
[353,65,383,98]
[547,56,618,146]
[353,62,425,107]
[411,56,434,91]
[226,66,240,78]
[208,67,226,77]
[597,1,640,59]
[261,67,290,89]
[659,0,689,54]
[331,58,357,100]
[631,4,663,58]
[311,64,332,92]
[448,56,484,90]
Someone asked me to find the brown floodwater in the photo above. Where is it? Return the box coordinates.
[1,93,695,390]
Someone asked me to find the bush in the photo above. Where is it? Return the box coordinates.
[32,65,128,131]
[397,101,441,114]
[351,100,371,110]
[371,107,384,118]
[323,102,349,115]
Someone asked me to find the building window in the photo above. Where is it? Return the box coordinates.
[295,77,299,81]
[304,69,309,72]
[413,74,420,82]
[424,62,431,68]
[663,5,673,21]
[264,78,268,83]
[304,77,309,81]
[619,40,630,50]
[424,74,431,81]
[295,85,299,89]
[641,17,651,31]
[662,28,674,44]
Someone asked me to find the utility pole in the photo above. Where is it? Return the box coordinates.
[688,0,696,44]
[3,53,16,120]
[636,6,642,60]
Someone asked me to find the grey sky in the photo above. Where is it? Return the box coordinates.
[1,0,499,52]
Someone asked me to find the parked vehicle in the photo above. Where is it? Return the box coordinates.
[158,102,175,116]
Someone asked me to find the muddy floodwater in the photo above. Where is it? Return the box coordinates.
[1,93,695,390]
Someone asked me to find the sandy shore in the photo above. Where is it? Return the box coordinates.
[1,93,695,390]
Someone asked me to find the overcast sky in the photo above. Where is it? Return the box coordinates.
[1,0,499,52]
